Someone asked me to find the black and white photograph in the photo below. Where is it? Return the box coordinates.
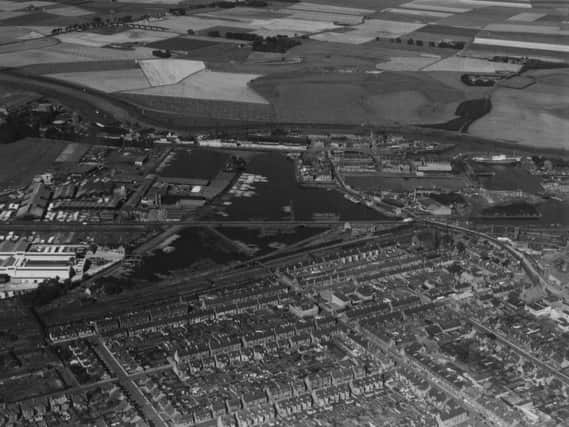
[0,0,568,425]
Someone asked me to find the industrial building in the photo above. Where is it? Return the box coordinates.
[0,243,84,285]
[16,182,51,219]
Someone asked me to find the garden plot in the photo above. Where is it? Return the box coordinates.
[138,59,205,86]
[383,8,453,18]
[47,6,93,17]
[285,2,375,16]
[57,29,178,48]
[0,1,55,11]
[125,70,268,104]
[423,55,522,72]
[507,12,546,21]
[377,55,441,71]
[49,69,151,93]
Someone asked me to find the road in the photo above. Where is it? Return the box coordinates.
[470,319,569,386]
[0,219,403,232]
[277,267,504,426]
[94,337,168,427]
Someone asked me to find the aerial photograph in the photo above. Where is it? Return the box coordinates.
[0,0,568,426]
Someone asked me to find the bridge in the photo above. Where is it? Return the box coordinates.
[0,219,405,232]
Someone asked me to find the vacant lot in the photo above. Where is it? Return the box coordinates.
[55,142,90,163]
[251,70,471,125]
[0,138,65,188]
[469,70,569,149]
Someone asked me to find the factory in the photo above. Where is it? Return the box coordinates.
[0,243,84,285]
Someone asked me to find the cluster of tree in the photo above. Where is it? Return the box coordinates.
[424,98,491,132]
[253,35,301,53]
[50,14,144,35]
[461,74,496,87]
[152,49,171,58]
[388,37,465,50]
[225,31,261,42]
[30,278,73,307]
[170,0,267,15]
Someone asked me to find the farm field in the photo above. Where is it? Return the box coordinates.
[138,59,206,86]
[47,6,93,17]
[18,59,140,75]
[49,68,151,93]
[250,70,474,125]
[0,43,155,67]
[56,29,178,48]
[0,138,66,189]
[118,92,275,122]
[146,36,218,51]
[469,70,569,149]
[0,26,44,44]
[377,55,441,71]
[125,70,268,104]
[0,1,55,11]
[423,55,522,72]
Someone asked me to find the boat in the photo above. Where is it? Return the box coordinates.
[471,154,521,165]
[344,194,360,204]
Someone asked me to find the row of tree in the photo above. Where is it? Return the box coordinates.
[386,37,466,50]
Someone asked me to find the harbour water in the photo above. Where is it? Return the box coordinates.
[212,151,385,221]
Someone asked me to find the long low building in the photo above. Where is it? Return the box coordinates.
[0,244,86,285]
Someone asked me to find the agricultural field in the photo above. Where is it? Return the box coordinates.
[0,0,567,150]
[376,54,441,71]
[422,55,523,72]
[469,69,569,149]
[138,58,206,86]
[0,42,156,68]
[56,29,178,48]
[146,36,218,51]
[49,68,151,92]
[125,69,268,103]
[0,26,44,44]
[119,92,275,122]
[250,70,475,125]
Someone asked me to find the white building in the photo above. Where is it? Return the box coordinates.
[0,244,85,285]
